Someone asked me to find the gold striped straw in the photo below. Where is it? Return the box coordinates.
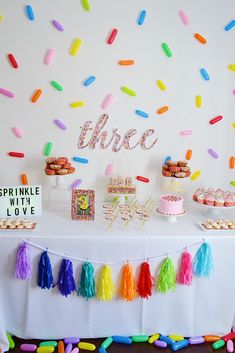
[106,195,136,231]
[138,200,155,231]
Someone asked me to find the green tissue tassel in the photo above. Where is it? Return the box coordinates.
[157,257,176,293]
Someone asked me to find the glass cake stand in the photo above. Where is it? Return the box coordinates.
[47,175,71,211]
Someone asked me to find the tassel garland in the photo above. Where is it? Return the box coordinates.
[57,258,76,297]
[193,242,214,277]
[15,240,214,299]
[177,250,193,285]
[157,257,176,293]
[97,264,114,301]
[77,262,96,300]
[15,242,32,280]
[137,262,154,299]
[38,251,53,289]
[119,263,136,301]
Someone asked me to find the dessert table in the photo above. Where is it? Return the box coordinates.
[0,202,235,351]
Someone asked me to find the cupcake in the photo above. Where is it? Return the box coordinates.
[193,193,197,201]
[205,193,215,206]
[225,196,235,207]
[193,189,203,201]
[197,194,205,204]
[214,195,224,207]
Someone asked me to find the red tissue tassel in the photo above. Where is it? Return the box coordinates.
[177,250,193,285]
[137,262,154,299]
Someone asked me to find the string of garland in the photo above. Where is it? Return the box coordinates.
[15,239,214,300]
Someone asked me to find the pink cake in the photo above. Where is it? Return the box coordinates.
[159,195,184,215]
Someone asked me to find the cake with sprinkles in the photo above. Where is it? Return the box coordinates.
[158,194,184,215]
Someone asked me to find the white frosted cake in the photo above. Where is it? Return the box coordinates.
[159,195,184,215]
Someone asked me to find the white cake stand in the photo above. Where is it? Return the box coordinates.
[192,199,235,217]
[156,208,186,222]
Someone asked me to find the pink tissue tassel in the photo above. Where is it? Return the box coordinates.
[177,250,193,285]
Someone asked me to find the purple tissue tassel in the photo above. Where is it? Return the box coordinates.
[15,242,32,279]
[58,258,76,297]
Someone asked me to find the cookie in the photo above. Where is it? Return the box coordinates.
[169,166,181,173]
[57,168,68,175]
[49,164,62,170]
[63,162,72,169]
[67,167,76,174]
[177,160,187,167]
[174,172,187,178]
[180,166,190,172]
[45,168,56,175]
[166,160,178,167]
[55,158,68,165]
[46,157,56,164]
[162,170,173,177]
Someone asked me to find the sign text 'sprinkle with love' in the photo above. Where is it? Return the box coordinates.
[0,185,42,217]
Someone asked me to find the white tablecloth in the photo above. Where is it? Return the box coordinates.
[0,202,235,351]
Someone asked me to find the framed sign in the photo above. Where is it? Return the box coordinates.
[71,189,95,221]
[0,185,42,217]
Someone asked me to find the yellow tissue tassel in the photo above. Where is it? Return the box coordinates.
[119,263,136,301]
[97,264,114,301]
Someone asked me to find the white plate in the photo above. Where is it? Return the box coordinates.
[0,223,37,231]
[198,222,235,232]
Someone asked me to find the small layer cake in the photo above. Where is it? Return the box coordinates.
[159,194,184,215]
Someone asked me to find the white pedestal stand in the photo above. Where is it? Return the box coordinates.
[193,201,235,218]
[156,209,186,223]
[47,176,71,211]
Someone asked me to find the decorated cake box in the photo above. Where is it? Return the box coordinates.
[107,177,136,194]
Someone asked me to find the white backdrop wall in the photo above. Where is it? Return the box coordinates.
[0,0,234,201]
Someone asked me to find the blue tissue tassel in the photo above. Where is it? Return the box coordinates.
[38,251,53,289]
[58,258,76,297]
[77,262,95,300]
[193,242,214,277]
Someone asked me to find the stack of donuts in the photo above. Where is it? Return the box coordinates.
[45,157,76,176]
[162,160,191,178]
